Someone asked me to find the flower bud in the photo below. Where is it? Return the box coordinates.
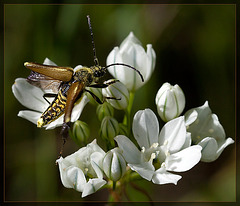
[155,82,185,122]
[70,120,90,145]
[106,32,156,92]
[100,116,119,146]
[102,79,129,110]
[118,123,128,136]
[96,102,114,121]
[102,148,126,182]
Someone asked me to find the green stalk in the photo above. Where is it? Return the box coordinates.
[112,181,116,190]
[123,92,135,135]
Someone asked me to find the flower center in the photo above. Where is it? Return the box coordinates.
[140,142,169,170]
[141,142,160,163]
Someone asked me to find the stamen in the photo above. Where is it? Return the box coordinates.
[150,153,156,161]
[163,140,168,146]
[161,162,166,168]
[151,143,159,148]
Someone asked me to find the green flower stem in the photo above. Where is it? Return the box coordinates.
[112,181,116,190]
[123,92,135,135]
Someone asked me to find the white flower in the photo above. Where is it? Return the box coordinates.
[102,79,129,110]
[106,32,156,92]
[115,109,202,185]
[185,101,234,162]
[12,58,89,129]
[56,139,106,197]
[155,82,185,122]
[102,148,126,182]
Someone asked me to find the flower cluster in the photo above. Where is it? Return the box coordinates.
[12,31,234,199]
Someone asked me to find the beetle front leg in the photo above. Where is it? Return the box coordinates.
[88,79,119,88]
[85,88,121,105]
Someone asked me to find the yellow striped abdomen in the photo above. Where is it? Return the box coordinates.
[37,87,68,127]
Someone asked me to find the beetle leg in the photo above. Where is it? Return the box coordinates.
[89,79,119,88]
[85,89,104,104]
[43,93,57,104]
[85,88,121,104]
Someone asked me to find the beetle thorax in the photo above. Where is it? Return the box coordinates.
[73,67,94,86]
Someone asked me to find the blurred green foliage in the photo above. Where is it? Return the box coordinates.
[4,4,236,202]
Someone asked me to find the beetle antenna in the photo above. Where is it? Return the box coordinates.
[87,15,99,66]
[104,63,144,82]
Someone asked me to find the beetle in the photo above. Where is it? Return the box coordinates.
[24,15,144,153]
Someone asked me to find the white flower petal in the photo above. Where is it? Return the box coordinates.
[185,101,226,143]
[115,135,142,164]
[12,78,48,112]
[90,152,105,179]
[133,109,159,148]
[87,139,106,155]
[70,94,89,122]
[43,57,57,66]
[198,137,218,162]
[82,178,106,198]
[152,167,182,185]
[18,110,41,125]
[56,157,86,191]
[128,163,155,181]
[165,145,202,172]
[181,132,192,150]
[146,44,156,81]
[184,109,198,126]
[159,116,186,153]
[217,138,234,155]
[65,166,86,192]
[198,137,234,162]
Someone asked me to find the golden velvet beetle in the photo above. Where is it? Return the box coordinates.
[24,15,144,153]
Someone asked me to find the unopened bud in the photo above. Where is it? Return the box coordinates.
[102,148,126,182]
[96,102,114,121]
[70,120,90,145]
[100,116,119,146]
[155,82,185,122]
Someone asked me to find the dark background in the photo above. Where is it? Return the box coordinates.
[4,4,236,202]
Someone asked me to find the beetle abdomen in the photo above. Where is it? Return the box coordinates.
[37,83,69,127]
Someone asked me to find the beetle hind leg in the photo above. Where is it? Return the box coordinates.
[43,93,57,104]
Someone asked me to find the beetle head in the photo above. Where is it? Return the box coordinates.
[92,66,106,78]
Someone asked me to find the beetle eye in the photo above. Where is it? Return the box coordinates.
[94,71,100,77]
